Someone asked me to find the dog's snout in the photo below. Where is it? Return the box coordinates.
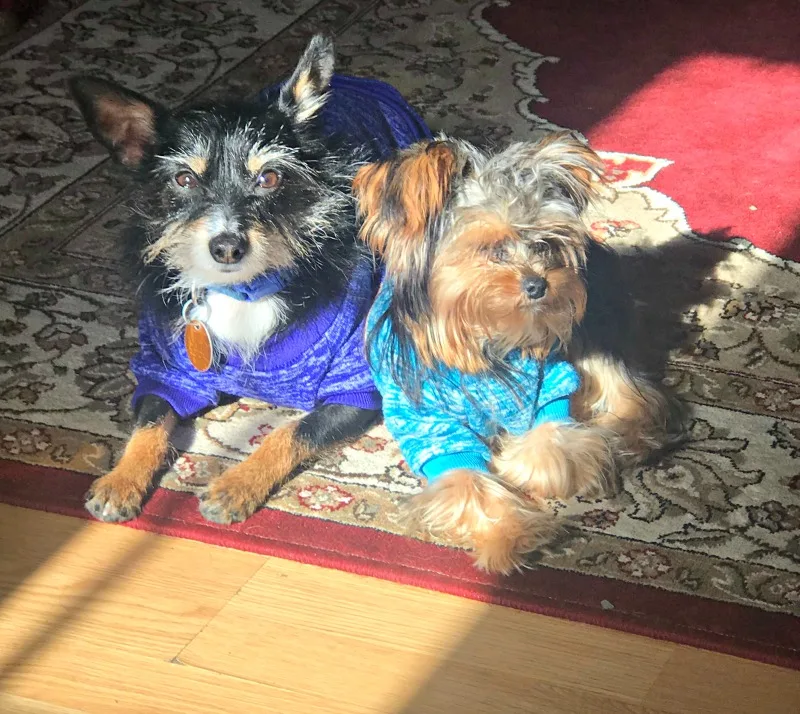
[209,233,248,264]
[522,276,547,300]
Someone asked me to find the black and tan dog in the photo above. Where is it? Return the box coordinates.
[69,35,430,525]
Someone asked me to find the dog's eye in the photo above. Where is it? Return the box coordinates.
[175,171,198,189]
[488,241,511,263]
[256,170,281,190]
[529,241,550,256]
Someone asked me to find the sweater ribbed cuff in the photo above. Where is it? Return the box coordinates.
[535,396,572,425]
[132,377,217,420]
[421,452,491,481]
[322,390,382,411]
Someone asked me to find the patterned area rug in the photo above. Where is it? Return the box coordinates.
[1,0,798,668]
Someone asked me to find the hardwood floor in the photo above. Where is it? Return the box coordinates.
[0,504,797,713]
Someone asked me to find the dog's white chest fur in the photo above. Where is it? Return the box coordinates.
[203,292,287,359]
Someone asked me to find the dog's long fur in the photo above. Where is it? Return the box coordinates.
[70,36,380,524]
[354,133,675,572]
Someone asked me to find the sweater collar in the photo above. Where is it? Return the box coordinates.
[206,268,296,302]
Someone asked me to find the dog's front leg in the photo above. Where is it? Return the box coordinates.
[85,395,177,522]
[199,404,379,524]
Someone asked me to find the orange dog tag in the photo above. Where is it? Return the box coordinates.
[184,320,213,372]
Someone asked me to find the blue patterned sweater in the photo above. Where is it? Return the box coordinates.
[130,76,431,419]
[367,285,581,480]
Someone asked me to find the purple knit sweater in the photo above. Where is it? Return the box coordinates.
[129,76,431,419]
[131,258,381,418]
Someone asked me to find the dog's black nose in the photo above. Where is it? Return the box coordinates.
[209,233,248,264]
[522,276,547,300]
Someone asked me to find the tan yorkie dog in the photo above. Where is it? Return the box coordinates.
[353,132,673,573]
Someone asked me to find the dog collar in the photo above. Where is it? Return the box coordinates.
[181,268,295,372]
[206,268,296,302]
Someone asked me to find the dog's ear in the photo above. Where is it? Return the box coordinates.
[353,140,459,276]
[511,132,605,213]
[68,76,164,169]
[279,35,335,124]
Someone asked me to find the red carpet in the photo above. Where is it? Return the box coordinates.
[483,0,800,260]
[2,460,799,670]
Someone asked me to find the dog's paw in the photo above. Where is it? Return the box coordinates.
[85,475,143,523]
[408,470,555,575]
[198,468,263,525]
[495,422,613,500]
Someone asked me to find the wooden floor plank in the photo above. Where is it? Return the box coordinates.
[0,505,266,667]
[0,694,87,714]
[1,642,368,714]
[179,556,675,711]
[644,646,800,714]
[382,661,674,714]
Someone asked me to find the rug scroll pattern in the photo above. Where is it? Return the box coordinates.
[1,0,799,617]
